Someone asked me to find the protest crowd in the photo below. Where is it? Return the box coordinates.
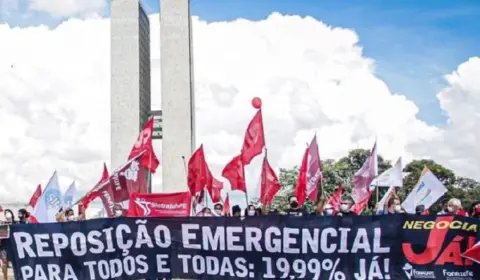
[1,102,480,280]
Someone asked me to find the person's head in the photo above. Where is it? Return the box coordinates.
[65,209,75,221]
[4,209,14,222]
[387,197,402,213]
[339,198,353,213]
[441,198,450,211]
[470,202,480,217]
[245,204,256,216]
[447,198,462,214]
[213,203,223,216]
[255,207,262,216]
[232,205,242,217]
[415,205,426,215]
[113,204,124,217]
[201,207,212,217]
[18,209,29,221]
[323,204,335,216]
[288,195,299,209]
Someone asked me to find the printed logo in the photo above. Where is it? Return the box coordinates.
[442,269,474,280]
[135,197,188,216]
[43,188,62,209]
[402,263,435,279]
[121,160,140,182]
[414,181,432,206]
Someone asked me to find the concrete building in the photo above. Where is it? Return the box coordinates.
[110,0,151,171]
[110,0,195,193]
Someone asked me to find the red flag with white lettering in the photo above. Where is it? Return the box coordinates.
[127,192,191,217]
[128,117,160,173]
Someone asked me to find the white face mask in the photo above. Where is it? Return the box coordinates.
[114,210,123,217]
[66,216,75,221]
[325,209,334,216]
[214,209,222,216]
[5,213,12,220]
[247,210,256,216]
[395,205,402,212]
[447,206,454,213]
[340,204,349,212]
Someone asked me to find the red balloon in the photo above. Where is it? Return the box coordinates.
[251,97,262,109]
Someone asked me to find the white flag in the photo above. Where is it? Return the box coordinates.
[63,181,77,208]
[372,158,403,187]
[32,171,62,223]
[402,167,447,214]
[375,186,395,214]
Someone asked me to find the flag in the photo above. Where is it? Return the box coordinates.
[28,184,42,208]
[351,190,373,215]
[294,135,322,205]
[352,142,377,203]
[32,172,62,223]
[208,177,223,203]
[372,157,403,187]
[187,145,209,195]
[402,167,447,214]
[62,181,77,208]
[109,154,147,203]
[223,193,231,216]
[463,241,480,264]
[127,192,191,217]
[241,109,265,165]
[128,117,160,173]
[326,185,344,210]
[376,186,395,213]
[305,135,322,202]
[82,163,109,209]
[222,155,246,192]
[294,148,308,206]
[260,155,281,206]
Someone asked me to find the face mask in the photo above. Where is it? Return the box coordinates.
[5,213,12,220]
[290,201,299,208]
[18,214,24,219]
[247,210,256,216]
[214,210,222,216]
[395,205,402,212]
[66,216,74,221]
[114,210,123,217]
[340,204,349,212]
[324,209,334,216]
[447,206,454,213]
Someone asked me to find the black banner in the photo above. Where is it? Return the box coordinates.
[6,215,480,280]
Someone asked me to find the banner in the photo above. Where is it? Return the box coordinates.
[127,192,192,217]
[7,215,480,280]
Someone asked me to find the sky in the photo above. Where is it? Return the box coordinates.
[0,0,479,210]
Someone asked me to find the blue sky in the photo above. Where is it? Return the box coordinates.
[2,0,479,126]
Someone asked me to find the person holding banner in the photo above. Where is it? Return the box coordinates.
[337,198,357,216]
[213,203,224,216]
[245,204,258,216]
[285,195,308,216]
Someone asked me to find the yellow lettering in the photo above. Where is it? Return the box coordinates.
[424,221,434,230]
[413,221,424,229]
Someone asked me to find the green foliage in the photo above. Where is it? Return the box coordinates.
[273,149,480,214]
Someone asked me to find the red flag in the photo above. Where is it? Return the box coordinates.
[187,145,209,195]
[109,155,147,203]
[28,184,42,208]
[222,155,246,192]
[260,155,281,206]
[208,177,223,203]
[463,241,480,264]
[241,109,265,164]
[127,192,191,217]
[82,164,109,209]
[294,149,308,206]
[0,205,3,212]
[351,190,373,215]
[223,194,231,216]
[306,136,322,202]
[352,142,377,203]
[128,117,160,173]
[326,185,344,210]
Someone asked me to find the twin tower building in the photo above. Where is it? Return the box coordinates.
[110,0,195,192]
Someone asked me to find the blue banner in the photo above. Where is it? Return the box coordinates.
[6,215,480,280]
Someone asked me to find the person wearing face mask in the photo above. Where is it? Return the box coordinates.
[323,204,336,216]
[285,195,308,216]
[337,199,357,216]
[379,197,403,215]
[437,198,450,215]
[113,204,125,217]
[201,207,213,217]
[213,204,224,217]
[17,209,30,224]
[446,198,467,216]
[244,205,257,217]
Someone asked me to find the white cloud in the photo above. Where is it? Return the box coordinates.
[0,13,478,206]
[28,0,106,18]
